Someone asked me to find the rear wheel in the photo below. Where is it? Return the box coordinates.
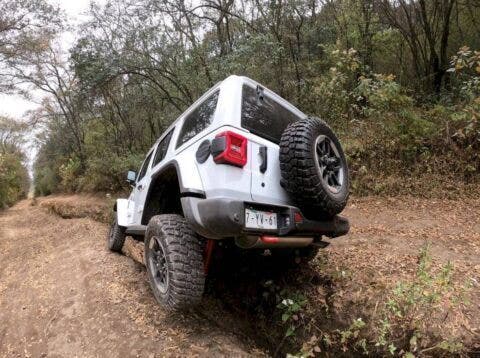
[280,117,349,218]
[107,218,126,253]
[144,214,205,310]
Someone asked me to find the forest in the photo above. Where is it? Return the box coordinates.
[0,0,479,200]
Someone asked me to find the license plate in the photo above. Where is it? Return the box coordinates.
[245,208,277,230]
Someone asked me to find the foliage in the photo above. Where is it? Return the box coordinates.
[354,74,414,115]
[450,47,480,75]
[0,152,29,208]
[310,48,363,124]
[278,292,308,338]
[58,157,82,193]
[34,165,58,197]
[0,0,472,195]
[79,152,144,192]
[449,46,480,100]
[0,117,29,207]
[0,0,63,92]
[449,98,480,173]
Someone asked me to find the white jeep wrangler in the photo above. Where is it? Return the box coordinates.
[108,75,350,310]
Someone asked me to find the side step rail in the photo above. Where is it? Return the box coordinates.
[125,225,147,236]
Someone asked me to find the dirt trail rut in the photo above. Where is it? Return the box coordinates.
[0,200,258,357]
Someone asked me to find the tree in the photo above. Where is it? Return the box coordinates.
[11,44,87,167]
[0,0,62,91]
[380,0,457,93]
[0,116,29,207]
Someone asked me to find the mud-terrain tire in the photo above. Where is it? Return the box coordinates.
[280,117,349,218]
[144,214,205,310]
[107,218,126,253]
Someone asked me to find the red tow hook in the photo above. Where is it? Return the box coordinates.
[204,239,215,275]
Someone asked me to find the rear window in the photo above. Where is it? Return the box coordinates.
[241,85,301,143]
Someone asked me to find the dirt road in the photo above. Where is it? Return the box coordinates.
[0,200,258,357]
[1,196,479,356]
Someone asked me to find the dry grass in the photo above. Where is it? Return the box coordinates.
[39,194,113,223]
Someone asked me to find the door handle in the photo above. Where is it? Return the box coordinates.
[137,184,143,191]
[259,146,267,173]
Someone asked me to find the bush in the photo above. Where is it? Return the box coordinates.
[449,46,480,100]
[354,74,414,115]
[0,153,29,208]
[310,48,362,126]
[79,152,144,192]
[34,165,59,196]
[58,157,82,192]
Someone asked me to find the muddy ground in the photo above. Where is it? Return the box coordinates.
[1,196,479,356]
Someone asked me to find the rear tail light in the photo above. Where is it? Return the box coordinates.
[211,131,247,167]
[294,212,303,223]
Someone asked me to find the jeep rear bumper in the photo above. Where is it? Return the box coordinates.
[181,197,349,240]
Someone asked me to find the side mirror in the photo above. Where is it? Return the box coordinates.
[127,170,137,185]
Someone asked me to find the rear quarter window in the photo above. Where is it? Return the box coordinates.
[137,151,153,181]
[241,85,301,143]
[153,129,174,167]
[176,90,220,148]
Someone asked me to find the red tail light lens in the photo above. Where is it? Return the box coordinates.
[212,131,247,167]
[294,212,303,223]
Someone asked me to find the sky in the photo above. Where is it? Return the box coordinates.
[0,0,97,119]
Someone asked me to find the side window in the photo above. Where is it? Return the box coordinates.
[176,90,219,148]
[153,129,174,167]
[137,151,153,182]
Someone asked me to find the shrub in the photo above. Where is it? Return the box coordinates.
[311,48,362,126]
[34,165,59,196]
[79,152,144,192]
[354,74,414,115]
[0,152,29,208]
[449,46,480,100]
[58,157,82,192]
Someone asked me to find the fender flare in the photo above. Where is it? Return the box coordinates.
[142,160,205,224]
[116,198,129,227]
[149,159,204,195]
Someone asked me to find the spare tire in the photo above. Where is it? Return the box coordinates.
[279,117,349,218]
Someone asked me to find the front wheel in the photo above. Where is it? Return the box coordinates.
[107,218,126,253]
[144,214,205,310]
